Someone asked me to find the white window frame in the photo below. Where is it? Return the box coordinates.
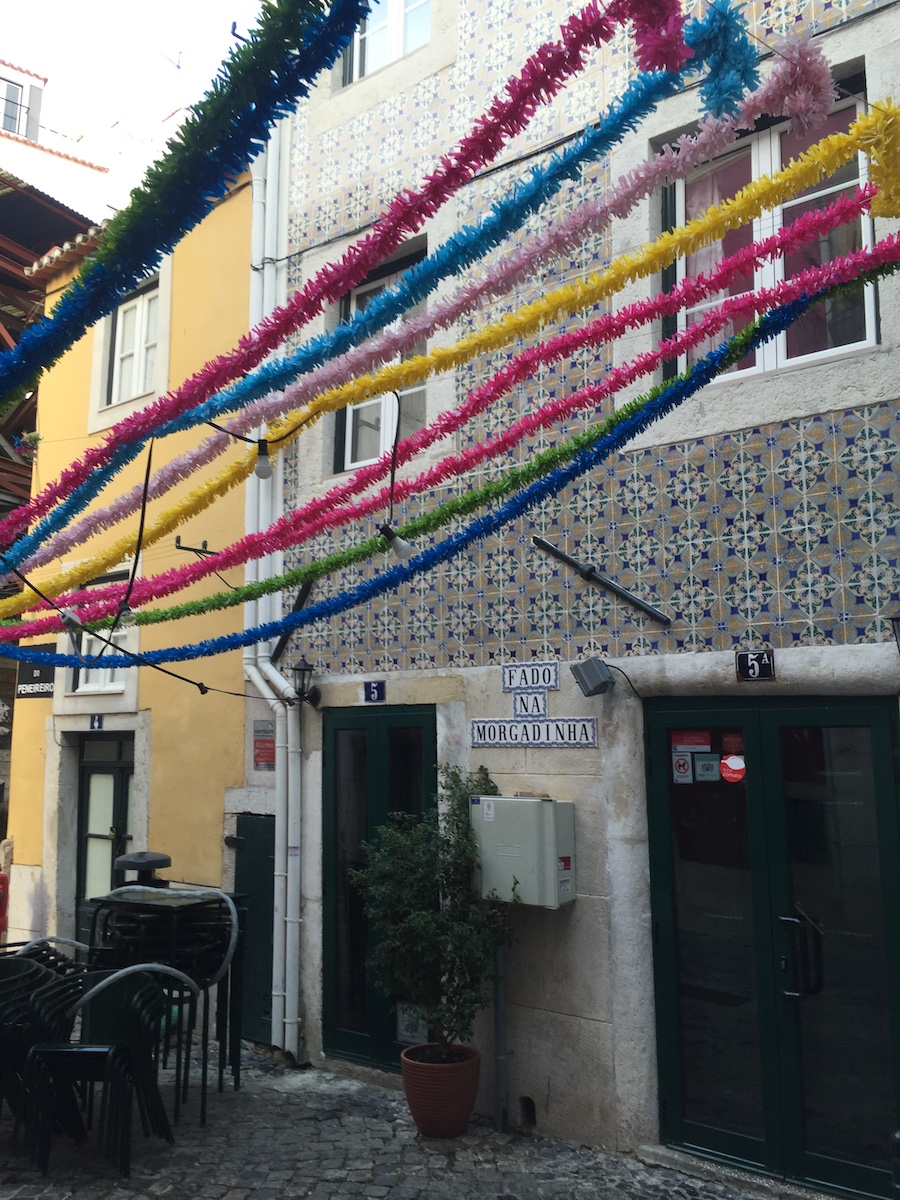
[336,267,427,472]
[0,78,24,136]
[69,630,128,696]
[109,280,159,406]
[674,98,876,379]
[344,0,430,83]
[88,262,171,435]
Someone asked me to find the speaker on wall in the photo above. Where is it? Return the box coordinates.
[570,658,615,697]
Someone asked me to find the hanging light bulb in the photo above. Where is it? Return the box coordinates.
[59,607,84,632]
[380,523,415,561]
[255,439,273,480]
[117,602,137,629]
[59,607,88,663]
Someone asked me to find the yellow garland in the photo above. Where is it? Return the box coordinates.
[271,103,898,425]
[19,103,900,612]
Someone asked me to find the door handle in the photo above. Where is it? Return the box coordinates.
[779,913,823,999]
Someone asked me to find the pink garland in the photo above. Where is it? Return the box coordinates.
[19,37,836,575]
[0,0,684,554]
[13,188,880,637]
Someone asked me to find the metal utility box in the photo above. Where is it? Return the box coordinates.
[470,795,575,908]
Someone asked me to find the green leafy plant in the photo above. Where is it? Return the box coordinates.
[352,763,514,1062]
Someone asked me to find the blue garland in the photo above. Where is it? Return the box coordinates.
[0,0,369,405]
[0,0,758,573]
[5,276,860,669]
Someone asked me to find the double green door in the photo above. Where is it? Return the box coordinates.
[647,698,900,1198]
[322,704,436,1067]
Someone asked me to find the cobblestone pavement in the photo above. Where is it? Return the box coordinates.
[0,1048,829,1200]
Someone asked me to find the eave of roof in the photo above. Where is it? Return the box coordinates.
[25,221,107,283]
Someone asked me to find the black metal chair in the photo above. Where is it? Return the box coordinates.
[15,962,198,1177]
[88,886,241,1123]
[0,956,57,1118]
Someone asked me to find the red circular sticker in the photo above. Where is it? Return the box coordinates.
[720,754,746,783]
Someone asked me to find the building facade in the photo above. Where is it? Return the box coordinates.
[4,175,251,949]
[3,3,900,1196]
[228,1,900,1195]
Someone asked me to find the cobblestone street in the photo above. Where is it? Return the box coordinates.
[0,1049,832,1200]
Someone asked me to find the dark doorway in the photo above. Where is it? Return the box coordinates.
[646,698,900,1198]
[233,813,276,1045]
[322,704,436,1067]
[75,733,134,944]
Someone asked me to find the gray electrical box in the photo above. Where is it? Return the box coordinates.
[470,795,575,908]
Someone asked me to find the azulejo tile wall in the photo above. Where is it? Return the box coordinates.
[294,395,900,671]
[284,0,894,673]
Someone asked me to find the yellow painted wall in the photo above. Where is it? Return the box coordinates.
[7,176,253,886]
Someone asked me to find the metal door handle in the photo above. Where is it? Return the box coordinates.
[779,913,823,999]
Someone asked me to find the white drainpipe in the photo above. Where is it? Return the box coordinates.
[244,117,303,1058]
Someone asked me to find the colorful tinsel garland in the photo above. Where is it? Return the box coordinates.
[10,183,875,629]
[7,260,893,669]
[0,0,700,560]
[0,0,369,408]
[0,0,763,580]
[14,34,834,580]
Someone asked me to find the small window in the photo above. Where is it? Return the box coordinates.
[333,260,427,473]
[0,78,24,135]
[671,98,875,377]
[107,279,159,407]
[343,0,430,83]
[71,630,127,695]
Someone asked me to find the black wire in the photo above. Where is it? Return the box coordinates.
[94,439,155,660]
[608,664,643,700]
[175,541,238,593]
[205,411,314,447]
[122,439,153,613]
[65,622,213,695]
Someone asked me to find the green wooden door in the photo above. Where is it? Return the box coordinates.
[233,813,275,1044]
[322,704,437,1068]
[647,697,900,1198]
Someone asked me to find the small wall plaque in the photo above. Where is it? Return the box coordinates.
[736,650,775,681]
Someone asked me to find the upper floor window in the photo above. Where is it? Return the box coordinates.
[343,0,430,83]
[334,251,427,473]
[107,278,159,406]
[0,78,24,136]
[672,99,875,377]
[71,630,127,695]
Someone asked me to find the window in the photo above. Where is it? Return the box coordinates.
[89,264,170,434]
[672,99,875,377]
[107,278,159,406]
[343,0,430,83]
[334,257,427,472]
[0,78,24,135]
[71,630,128,694]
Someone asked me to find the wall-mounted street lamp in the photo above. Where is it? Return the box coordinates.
[290,656,321,708]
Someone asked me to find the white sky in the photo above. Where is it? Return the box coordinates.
[2,2,265,203]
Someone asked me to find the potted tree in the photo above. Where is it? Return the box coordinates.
[352,763,513,1138]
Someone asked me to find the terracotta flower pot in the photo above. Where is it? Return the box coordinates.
[400,1043,481,1138]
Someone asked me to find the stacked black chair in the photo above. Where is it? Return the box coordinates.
[88,887,241,1124]
[0,957,56,1118]
[15,962,199,1177]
